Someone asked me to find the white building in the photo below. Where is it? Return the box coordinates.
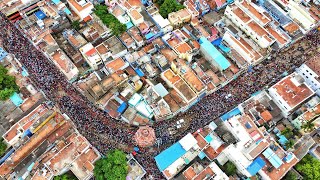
[296,57,320,95]
[268,72,315,117]
[79,43,103,70]
[155,133,201,179]
[287,0,317,33]
[67,0,94,20]
[128,8,144,25]
[146,5,173,34]
[223,31,263,65]
[224,3,275,48]
[50,49,79,81]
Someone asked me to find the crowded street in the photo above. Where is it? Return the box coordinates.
[0,12,319,179]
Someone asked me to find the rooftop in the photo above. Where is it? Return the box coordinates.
[174,42,192,54]
[51,49,74,74]
[271,73,314,108]
[199,37,231,70]
[240,1,271,25]
[129,9,142,20]
[233,6,251,23]
[67,0,93,12]
[3,104,48,143]
[161,48,178,62]
[247,21,273,42]
[112,5,125,17]
[283,22,300,35]
[95,43,109,55]
[106,58,127,72]
[265,26,288,45]
[0,113,62,176]
[120,32,135,47]
[223,31,262,63]
[260,146,299,180]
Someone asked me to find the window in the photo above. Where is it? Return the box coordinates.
[302,73,305,75]
[310,73,312,76]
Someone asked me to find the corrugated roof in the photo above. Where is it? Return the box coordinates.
[262,147,283,169]
[199,37,230,70]
[154,83,169,97]
[246,157,266,176]
[155,142,187,171]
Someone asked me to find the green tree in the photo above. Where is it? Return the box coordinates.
[156,0,165,5]
[94,149,128,180]
[0,139,7,157]
[93,5,126,36]
[71,20,80,30]
[222,161,237,176]
[283,171,297,180]
[159,0,185,18]
[0,65,19,101]
[281,128,294,139]
[285,139,295,149]
[301,122,315,132]
[53,173,77,180]
[296,154,320,180]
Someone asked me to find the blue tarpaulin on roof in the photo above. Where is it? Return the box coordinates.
[220,107,241,121]
[135,68,144,77]
[117,102,127,113]
[126,22,133,29]
[35,10,46,20]
[52,0,61,5]
[278,135,288,145]
[263,148,283,169]
[205,134,213,143]
[245,122,252,129]
[247,157,266,176]
[64,8,71,15]
[198,151,206,159]
[22,129,33,138]
[283,153,294,162]
[155,142,187,171]
[211,37,222,46]
[0,148,14,165]
[10,92,23,107]
[146,32,154,40]
[199,37,230,70]
[219,44,231,53]
[27,162,35,171]
[0,47,8,61]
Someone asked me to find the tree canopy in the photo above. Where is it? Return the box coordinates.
[296,154,320,180]
[53,173,77,180]
[222,161,237,176]
[285,139,295,149]
[71,20,80,30]
[283,171,297,180]
[0,65,19,101]
[94,5,127,36]
[281,127,294,139]
[156,0,165,5]
[159,0,185,18]
[0,139,7,157]
[94,149,128,180]
[301,122,315,132]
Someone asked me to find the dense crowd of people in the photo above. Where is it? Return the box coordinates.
[0,12,319,179]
